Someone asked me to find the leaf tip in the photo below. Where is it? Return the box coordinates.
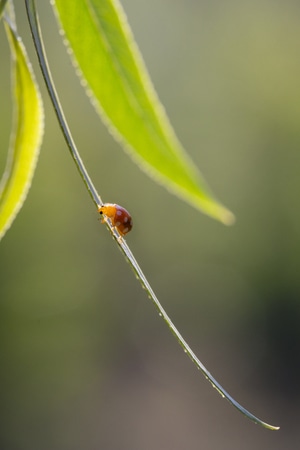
[220,209,235,226]
[203,200,235,226]
[261,422,280,431]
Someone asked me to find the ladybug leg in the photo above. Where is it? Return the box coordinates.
[98,210,106,224]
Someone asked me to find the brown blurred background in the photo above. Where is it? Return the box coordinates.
[1,0,300,448]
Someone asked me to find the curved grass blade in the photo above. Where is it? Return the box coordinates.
[26,0,278,429]
[25,0,100,207]
[0,14,44,241]
[52,0,234,225]
[104,221,279,431]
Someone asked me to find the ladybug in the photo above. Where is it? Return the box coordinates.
[98,203,133,236]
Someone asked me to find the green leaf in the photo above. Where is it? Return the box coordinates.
[53,0,234,225]
[0,15,44,241]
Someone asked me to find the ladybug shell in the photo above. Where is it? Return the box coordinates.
[98,203,133,236]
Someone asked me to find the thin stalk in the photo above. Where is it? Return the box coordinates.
[113,228,279,431]
[25,0,279,431]
[25,0,101,207]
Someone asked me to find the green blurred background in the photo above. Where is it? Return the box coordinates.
[1,0,300,448]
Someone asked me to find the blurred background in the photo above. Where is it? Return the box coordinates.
[1,0,300,448]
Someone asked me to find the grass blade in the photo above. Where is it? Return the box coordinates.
[52,0,234,225]
[0,13,44,240]
[105,223,280,431]
[25,0,278,430]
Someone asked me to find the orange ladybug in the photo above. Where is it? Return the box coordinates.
[98,203,133,236]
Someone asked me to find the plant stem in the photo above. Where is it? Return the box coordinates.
[25,0,101,207]
[25,0,279,431]
[116,233,279,431]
